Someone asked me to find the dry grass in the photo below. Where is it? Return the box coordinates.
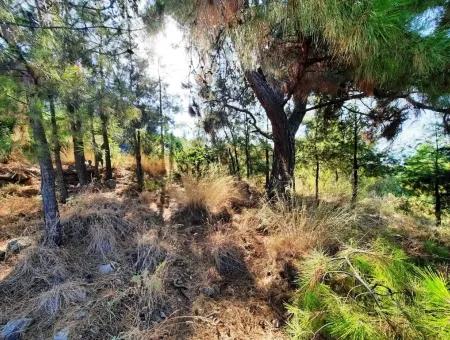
[35,281,87,319]
[243,199,358,260]
[0,195,40,219]
[176,173,243,214]
[60,145,95,165]
[142,156,166,177]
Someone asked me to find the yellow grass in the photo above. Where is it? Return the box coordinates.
[60,145,96,165]
[141,156,166,177]
[176,173,243,214]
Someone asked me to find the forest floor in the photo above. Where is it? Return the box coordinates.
[0,163,293,339]
[1,162,449,339]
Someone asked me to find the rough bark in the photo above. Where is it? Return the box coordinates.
[100,113,113,180]
[49,95,68,203]
[134,130,144,191]
[351,112,359,205]
[90,115,100,177]
[244,113,251,178]
[245,70,295,197]
[68,103,88,185]
[30,97,62,246]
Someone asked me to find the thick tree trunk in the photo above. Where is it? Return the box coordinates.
[100,113,113,180]
[68,103,88,185]
[30,97,62,246]
[245,70,305,198]
[49,95,68,203]
[134,130,144,191]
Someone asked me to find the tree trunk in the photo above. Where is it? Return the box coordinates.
[49,95,68,203]
[315,157,320,202]
[90,115,99,178]
[245,113,251,178]
[434,131,442,226]
[265,142,270,189]
[134,129,144,191]
[245,70,302,198]
[30,96,62,246]
[335,169,339,183]
[100,113,113,180]
[351,112,358,205]
[68,103,88,185]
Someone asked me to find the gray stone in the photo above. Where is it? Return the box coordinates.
[53,328,69,340]
[98,263,114,274]
[105,179,116,189]
[200,286,219,298]
[1,318,32,340]
[6,237,32,255]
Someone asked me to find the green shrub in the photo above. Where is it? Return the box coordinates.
[287,239,450,339]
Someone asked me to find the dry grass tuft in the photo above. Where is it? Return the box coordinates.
[35,281,86,319]
[171,174,243,225]
[133,234,167,273]
[244,199,357,260]
[1,245,70,292]
[0,195,40,219]
[60,146,95,166]
[142,156,167,177]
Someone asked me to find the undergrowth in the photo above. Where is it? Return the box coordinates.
[287,239,450,339]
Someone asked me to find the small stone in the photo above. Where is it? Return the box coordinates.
[1,318,33,340]
[159,311,167,319]
[200,286,218,298]
[105,179,116,189]
[98,263,114,274]
[6,237,32,255]
[54,328,69,340]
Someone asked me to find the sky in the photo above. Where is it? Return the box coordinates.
[136,17,441,157]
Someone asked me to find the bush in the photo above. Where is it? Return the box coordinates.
[287,239,450,339]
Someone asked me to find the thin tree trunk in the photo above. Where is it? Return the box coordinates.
[100,113,113,180]
[434,130,442,226]
[49,95,68,203]
[134,130,144,191]
[245,112,251,178]
[315,157,320,202]
[351,111,358,205]
[265,142,270,189]
[30,96,62,246]
[335,169,339,183]
[68,103,88,185]
[158,69,165,162]
[90,115,99,177]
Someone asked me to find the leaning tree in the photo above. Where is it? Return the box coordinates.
[154,0,450,197]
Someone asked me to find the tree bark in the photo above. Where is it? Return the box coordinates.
[49,95,68,203]
[434,132,442,226]
[134,129,144,191]
[351,111,358,205]
[90,115,100,178]
[100,113,113,180]
[68,103,88,185]
[245,70,295,197]
[245,112,251,178]
[30,96,62,246]
[315,157,320,202]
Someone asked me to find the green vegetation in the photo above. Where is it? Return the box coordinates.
[0,0,449,339]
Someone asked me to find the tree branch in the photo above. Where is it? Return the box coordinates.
[224,103,273,140]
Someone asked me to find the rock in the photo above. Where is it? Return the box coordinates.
[53,328,69,340]
[105,179,116,189]
[200,286,219,298]
[1,318,32,340]
[98,263,114,274]
[6,237,32,256]
[0,248,5,261]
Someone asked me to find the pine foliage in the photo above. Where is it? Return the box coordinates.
[287,239,450,339]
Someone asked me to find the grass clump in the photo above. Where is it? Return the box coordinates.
[172,173,243,224]
[287,239,450,339]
